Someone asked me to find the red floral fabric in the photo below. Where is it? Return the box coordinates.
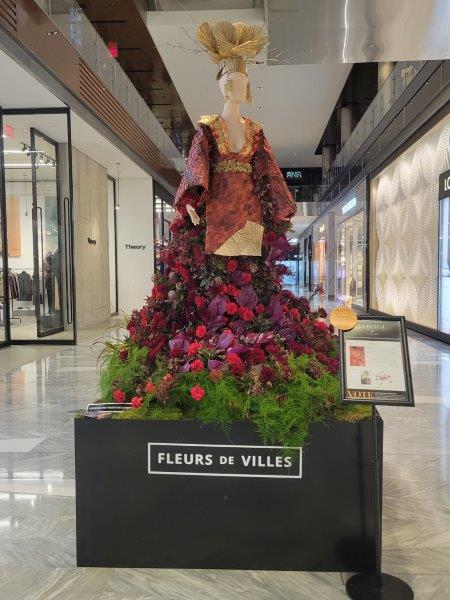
[174,120,296,254]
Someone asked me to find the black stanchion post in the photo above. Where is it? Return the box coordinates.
[345,406,414,600]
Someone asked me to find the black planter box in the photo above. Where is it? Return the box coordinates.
[75,417,382,571]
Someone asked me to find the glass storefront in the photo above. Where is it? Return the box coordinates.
[0,113,7,346]
[439,189,450,333]
[153,181,175,273]
[336,211,365,306]
[0,108,75,344]
[107,176,118,315]
[370,113,450,334]
[335,180,367,308]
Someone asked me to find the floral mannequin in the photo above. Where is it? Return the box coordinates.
[124,22,336,379]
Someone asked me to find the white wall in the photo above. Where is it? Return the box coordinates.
[117,178,154,316]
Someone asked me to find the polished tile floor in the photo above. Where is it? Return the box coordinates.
[0,328,449,599]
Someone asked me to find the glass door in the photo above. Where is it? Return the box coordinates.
[30,128,63,337]
[439,195,450,333]
[0,111,10,346]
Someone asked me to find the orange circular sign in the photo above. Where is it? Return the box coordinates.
[329,305,358,331]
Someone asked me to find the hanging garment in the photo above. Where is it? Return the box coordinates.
[18,271,33,301]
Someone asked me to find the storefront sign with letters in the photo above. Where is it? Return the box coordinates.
[148,443,302,478]
[438,168,450,201]
[339,316,414,406]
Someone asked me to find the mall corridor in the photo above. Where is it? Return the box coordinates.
[0,324,448,599]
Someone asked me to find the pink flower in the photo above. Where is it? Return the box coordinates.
[190,385,205,402]
[144,380,157,394]
[314,320,328,331]
[190,358,204,372]
[226,302,238,315]
[113,389,125,403]
[196,325,207,339]
[188,342,202,356]
[227,259,238,273]
[131,396,143,409]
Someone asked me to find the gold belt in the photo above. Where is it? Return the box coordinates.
[214,159,252,174]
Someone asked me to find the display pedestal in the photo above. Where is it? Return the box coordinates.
[75,417,382,570]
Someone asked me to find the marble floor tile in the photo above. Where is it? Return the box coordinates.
[0,326,448,597]
[0,438,45,452]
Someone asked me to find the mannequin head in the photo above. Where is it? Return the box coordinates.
[219,71,249,103]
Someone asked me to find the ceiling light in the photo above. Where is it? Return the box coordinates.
[47,31,58,36]
[257,86,263,90]
[368,43,375,48]
[257,106,263,109]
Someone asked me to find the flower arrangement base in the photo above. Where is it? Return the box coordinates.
[75,417,382,571]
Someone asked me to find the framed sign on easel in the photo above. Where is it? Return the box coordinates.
[337,314,415,600]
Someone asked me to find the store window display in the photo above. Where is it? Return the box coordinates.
[1,110,75,342]
[335,180,367,308]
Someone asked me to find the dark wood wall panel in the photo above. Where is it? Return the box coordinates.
[0,0,17,33]
[79,60,180,187]
[3,0,180,189]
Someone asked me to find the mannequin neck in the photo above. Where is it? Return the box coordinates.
[221,101,242,123]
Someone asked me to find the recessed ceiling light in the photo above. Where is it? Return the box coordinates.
[257,86,263,90]
[257,106,263,109]
[368,43,375,48]
[47,31,58,36]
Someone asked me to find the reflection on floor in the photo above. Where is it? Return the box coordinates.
[0,326,449,599]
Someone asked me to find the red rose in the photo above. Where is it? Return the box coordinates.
[255,303,265,315]
[196,325,207,339]
[314,320,328,331]
[131,395,143,409]
[227,259,238,273]
[194,296,206,309]
[290,308,300,320]
[225,284,239,297]
[113,389,125,403]
[226,353,243,367]
[151,285,166,300]
[242,272,252,284]
[188,342,202,356]
[119,348,128,361]
[190,358,204,372]
[226,302,238,315]
[190,385,205,402]
[239,306,254,322]
[144,380,157,394]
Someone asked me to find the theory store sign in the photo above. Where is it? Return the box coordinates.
[125,244,146,250]
[148,443,302,478]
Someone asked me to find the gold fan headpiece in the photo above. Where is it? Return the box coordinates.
[196,21,268,79]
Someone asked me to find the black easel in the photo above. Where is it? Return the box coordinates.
[346,405,413,599]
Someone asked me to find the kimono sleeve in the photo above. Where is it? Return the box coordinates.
[253,131,296,223]
[174,124,210,215]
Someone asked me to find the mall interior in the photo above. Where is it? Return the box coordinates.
[0,1,449,599]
